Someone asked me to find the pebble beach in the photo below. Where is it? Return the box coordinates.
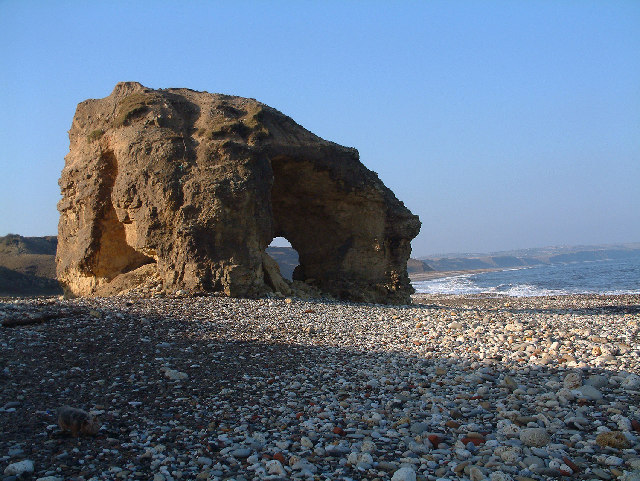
[1,293,639,481]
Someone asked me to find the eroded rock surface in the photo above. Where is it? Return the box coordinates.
[57,82,420,303]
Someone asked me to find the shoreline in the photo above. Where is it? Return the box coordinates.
[409,267,504,282]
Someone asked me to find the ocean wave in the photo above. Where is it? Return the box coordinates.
[412,274,484,296]
[412,277,640,296]
[412,277,568,297]
[412,257,640,296]
[491,284,569,297]
[413,271,640,297]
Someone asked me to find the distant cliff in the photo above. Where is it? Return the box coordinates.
[0,234,58,256]
[2,235,638,294]
[265,246,299,280]
[420,244,640,272]
[0,234,62,296]
[406,258,435,275]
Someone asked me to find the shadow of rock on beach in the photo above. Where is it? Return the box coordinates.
[0,294,639,480]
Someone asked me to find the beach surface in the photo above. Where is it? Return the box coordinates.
[1,293,639,480]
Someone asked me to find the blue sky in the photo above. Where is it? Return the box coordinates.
[1,1,638,256]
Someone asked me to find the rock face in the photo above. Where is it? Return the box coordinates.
[57,82,420,303]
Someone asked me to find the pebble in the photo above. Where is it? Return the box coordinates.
[576,384,603,400]
[622,373,640,390]
[3,460,34,476]
[563,371,582,389]
[519,428,550,447]
[391,466,417,481]
[1,293,639,480]
[592,468,613,479]
[585,374,609,388]
[160,368,188,381]
[410,422,429,434]
[231,447,251,458]
[265,459,285,475]
[620,471,640,481]
[604,455,624,466]
[490,471,513,481]
[522,455,544,468]
[195,456,212,466]
[596,431,631,449]
[469,466,485,481]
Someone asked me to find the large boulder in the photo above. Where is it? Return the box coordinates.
[57,82,420,303]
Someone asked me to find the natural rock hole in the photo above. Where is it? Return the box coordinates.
[266,237,298,281]
[92,151,155,282]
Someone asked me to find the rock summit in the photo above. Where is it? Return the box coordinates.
[57,82,420,303]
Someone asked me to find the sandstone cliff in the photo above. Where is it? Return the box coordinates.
[57,82,420,303]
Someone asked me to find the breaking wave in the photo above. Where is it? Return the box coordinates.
[412,257,640,297]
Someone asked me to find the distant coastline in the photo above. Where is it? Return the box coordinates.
[414,242,640,272]
[2,233,639,298]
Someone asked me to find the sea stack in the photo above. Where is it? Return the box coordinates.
[56,82,420,303]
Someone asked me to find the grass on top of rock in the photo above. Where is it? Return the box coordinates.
[197,106,270,145]
[112,93,160,128]
[87,129,105,143]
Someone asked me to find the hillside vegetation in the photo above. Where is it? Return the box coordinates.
[0,234,61,296]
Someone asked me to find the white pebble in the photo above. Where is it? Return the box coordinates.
[604,455,624,466]
[391,467,417,481]
[266,460,286,475]
[621,373,640,390]
[161,368,188,381]
[4,460,34,476]
[563,371,582,389]
[520,427,550,447]
[489,472,513,481]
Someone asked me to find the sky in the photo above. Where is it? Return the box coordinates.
[1,1,638,257]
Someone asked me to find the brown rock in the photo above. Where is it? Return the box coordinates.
[57,406,101,437]
[595,431,630,449]
[428,434,442,447]
[562,456,581,474]
[272,452,286,464]
[333,426,346,436]
[57,82,420,303]
[461,436,485,446]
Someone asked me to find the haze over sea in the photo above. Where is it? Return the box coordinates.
[413,256,640,296]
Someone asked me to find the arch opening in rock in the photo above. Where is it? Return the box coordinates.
[268,155,396,300]
[266,237,299,281]
[269,156,338,286]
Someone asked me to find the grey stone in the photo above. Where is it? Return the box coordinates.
[231,448,251,459]
[576,384,603,400]
[410,422,429,434]
[584,375,608,388]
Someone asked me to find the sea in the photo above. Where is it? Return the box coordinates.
[412,256,640,297]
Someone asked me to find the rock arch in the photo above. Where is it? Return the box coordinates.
[57,83,420,303]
